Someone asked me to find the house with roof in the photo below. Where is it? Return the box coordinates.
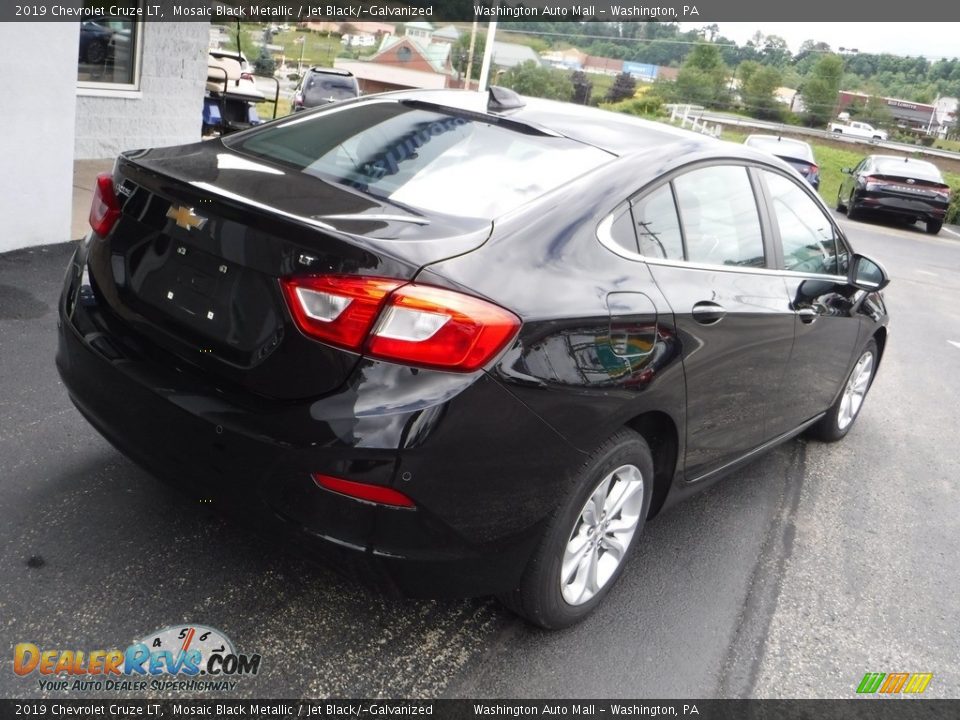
[836,91,946,135]
[491,42,541,70]
[333,21,455,94]
[432,25,462,45]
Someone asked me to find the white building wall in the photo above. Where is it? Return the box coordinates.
[0,23,78,253]
[74,22,208,159]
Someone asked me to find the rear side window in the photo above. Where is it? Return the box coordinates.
[632,185,683,260]
[763,171,846,276]
[673,166,765,268]
[226,102,612,219]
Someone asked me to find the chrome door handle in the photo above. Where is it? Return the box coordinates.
[692,302,726,325]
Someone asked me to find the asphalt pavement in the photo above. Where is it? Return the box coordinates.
[1,215,957,699]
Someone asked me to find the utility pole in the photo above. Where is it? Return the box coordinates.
[464,20,478,90]
[478,20,497,92]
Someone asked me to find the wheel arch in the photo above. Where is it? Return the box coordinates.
[625,410,679,520]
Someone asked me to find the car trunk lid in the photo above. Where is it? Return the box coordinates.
[84,141,491,400]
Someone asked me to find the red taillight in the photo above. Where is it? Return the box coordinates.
[367,284,520,372]
[240,72,254,81]
[279,275,402,351]
[280,275,521,372]
[809,164,819,175]
[933,185,952,199]
[312,473,415,508]
[89,173,121,236]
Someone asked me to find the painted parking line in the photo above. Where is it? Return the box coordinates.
[916,270,939,277]
[943,226,960,239]
[950,341,960,351]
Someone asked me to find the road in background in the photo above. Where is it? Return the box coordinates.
[1,217,957,698]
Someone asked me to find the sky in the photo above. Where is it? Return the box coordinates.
[678,23,960,60]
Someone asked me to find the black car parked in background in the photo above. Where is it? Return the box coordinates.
[744,134,821,189]
[57,89,890,628]
[293,67,360,111]
[837,154,951,234]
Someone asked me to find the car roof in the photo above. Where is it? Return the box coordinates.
[374,88,730,158]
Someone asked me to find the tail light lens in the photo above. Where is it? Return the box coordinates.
[89,173,121,237]
[280,275,521,372]
[279,276,402,351]
[809,164,819,176]
[240,72,254,81]
[293,93,304,108]
[933,185,952,200]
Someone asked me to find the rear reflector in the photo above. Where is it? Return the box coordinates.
[312,473,415,508]
[89,173,121,237]
[281,275,521,372]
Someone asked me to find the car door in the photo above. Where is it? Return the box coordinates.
[634,164,796,481]
[756,168,861,434]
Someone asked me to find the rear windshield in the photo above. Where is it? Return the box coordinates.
[304,74,357,101]
[872,157,943,182]
[225,101,613,218]
[746,136,814,162]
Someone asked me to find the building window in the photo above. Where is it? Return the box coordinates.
[77,1,142,91]
[397,46,412,63]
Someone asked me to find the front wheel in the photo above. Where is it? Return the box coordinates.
[499,429,654,629]
[808,339,878,442]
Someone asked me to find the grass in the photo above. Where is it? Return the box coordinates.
[218,24,346,76]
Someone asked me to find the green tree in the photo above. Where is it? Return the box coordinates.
[741,65,783,119]
[801,53,843,127]
[499,61,574,102]
[674,43,730,108]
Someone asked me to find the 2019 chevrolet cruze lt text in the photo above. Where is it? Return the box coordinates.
[57,88,890,628]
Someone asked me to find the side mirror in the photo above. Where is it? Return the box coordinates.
[840,167,853,175]
[847,253,889,291]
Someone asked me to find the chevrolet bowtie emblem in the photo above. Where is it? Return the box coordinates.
[166,205,208,231]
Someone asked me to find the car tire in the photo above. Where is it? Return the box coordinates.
[926,219,943,235]
[499,428,654,629]
[846,195,861,221]
[85,39,107,65]
[808,339,878,443]
[836,191,847,213]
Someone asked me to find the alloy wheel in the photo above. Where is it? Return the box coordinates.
[837,351,874,430]
[560,464,645,606]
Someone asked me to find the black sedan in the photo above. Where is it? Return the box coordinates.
[744,134,821,189]
[57,88,889,628]
[837,154,952,234]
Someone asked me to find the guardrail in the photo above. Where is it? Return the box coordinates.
[664,105,960,163]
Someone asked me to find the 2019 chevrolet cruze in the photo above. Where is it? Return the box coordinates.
[57,88,890,628]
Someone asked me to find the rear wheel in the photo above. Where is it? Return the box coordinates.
[499,429,654,629]
[809,339,878,442]
[926,219,943,235]
[845,195,861,221]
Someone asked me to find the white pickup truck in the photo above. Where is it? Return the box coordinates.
[828,120,888,141]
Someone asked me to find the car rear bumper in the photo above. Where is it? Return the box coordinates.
[853,191,948,221]
[56,247,582,597]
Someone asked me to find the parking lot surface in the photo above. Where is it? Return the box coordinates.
[1,215,958,698]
